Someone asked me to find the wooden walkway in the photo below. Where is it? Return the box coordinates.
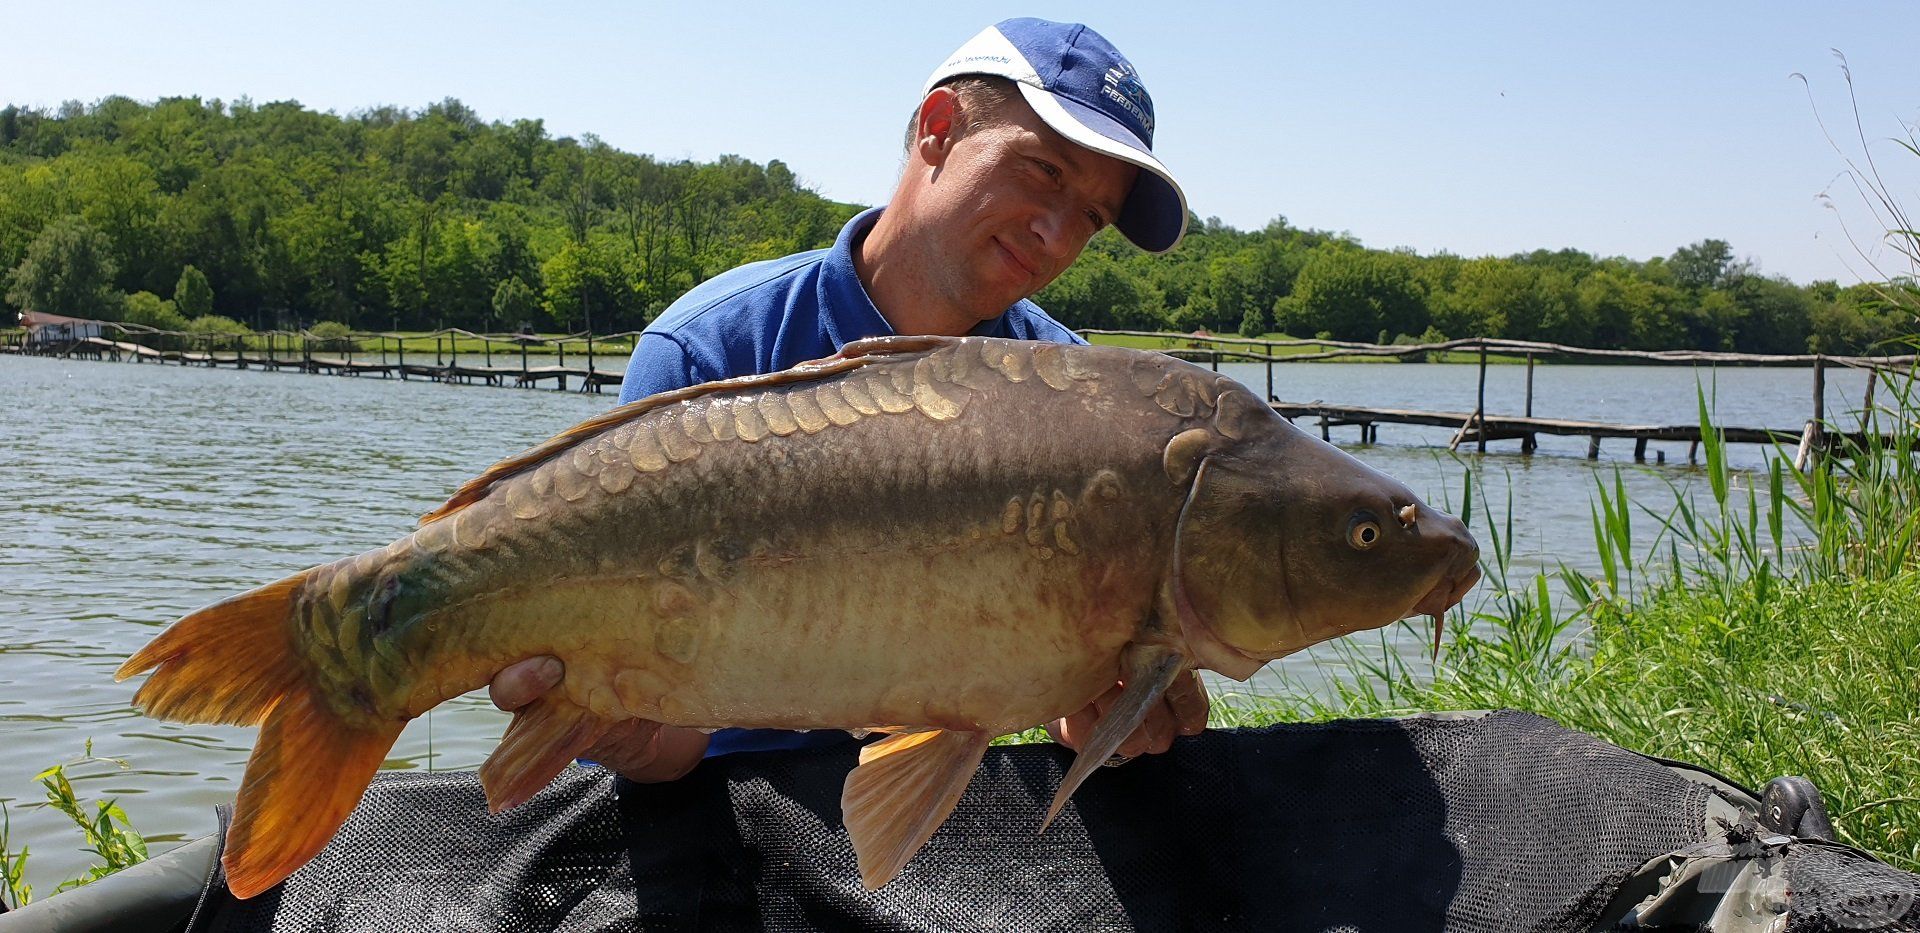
[1273,400,1897,465]
[32,336,626,393]
[11,329,1912,466]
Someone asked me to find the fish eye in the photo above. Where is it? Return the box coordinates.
[1347,514,1382,550]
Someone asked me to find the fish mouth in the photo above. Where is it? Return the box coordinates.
[1409,561,1481,619]
[1404,558,1482,660]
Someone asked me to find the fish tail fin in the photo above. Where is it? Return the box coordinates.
[223,685,403,898]
[115,570,405,899]
[840,728,991,890]
[114,573,315,724]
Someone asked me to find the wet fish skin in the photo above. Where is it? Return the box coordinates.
[115,334,1480,898]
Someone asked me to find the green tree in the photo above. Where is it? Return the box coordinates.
[539,239,629,331]
[174,264,213,319]
[6,216,121,317]
[1034,251,1165,330]
[1289,245,1429,341]
[1729,274,1814,353]
[123,290,186,331]
[491,275,540,332]
[1668,238,1735,291]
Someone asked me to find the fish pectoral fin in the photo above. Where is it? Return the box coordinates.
[1041,643,1189,832]
[847,725,933,739]
[840,728,991,890]
[478,695,613,814]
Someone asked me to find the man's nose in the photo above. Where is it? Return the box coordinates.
[1030,206,1078,261]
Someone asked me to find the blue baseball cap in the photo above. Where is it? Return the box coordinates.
[924,18,1189,254]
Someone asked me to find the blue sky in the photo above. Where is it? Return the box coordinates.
[5,1,1919,285]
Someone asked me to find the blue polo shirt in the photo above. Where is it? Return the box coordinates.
[618,207,1083,405]
[617,206,1083,757]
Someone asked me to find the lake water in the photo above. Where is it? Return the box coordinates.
[0,350,1889,887]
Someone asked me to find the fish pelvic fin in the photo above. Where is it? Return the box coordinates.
[223,685,404,899]
[1041,643,1189,832]
[116,569,408,899]
[840,728,991,891]
[477,695,613,813]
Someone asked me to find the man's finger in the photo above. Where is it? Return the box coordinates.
[1047,704,1099,751]
[629,726,709,783]
[488,656,564,712]
[1141,700,1176,755]
[1166,669,1210,736]
[585,722,709,784]
[582,719,664,770]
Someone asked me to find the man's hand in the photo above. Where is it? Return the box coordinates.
[488,656,709,783]
[1045,667,1209,759]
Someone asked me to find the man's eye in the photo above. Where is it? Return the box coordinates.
[1033,159,1060,178]
[1085,209,1105,229]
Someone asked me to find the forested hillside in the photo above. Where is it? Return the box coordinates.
[2,95,1913,353]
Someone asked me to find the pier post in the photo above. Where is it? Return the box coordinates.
[1794,420,1818,472]
[398,336,407,380]
[1633,438,1648,462]
[1476,340,1488,453]
[1210,349,1219,372]
[1521,352,1537,454]
[1813,354,1828,458]
[558,339,567,392]
[1587,436,1601,460]
[521,340,529,387]
[436,334,444,368]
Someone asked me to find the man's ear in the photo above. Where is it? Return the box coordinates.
[914,87,960,167]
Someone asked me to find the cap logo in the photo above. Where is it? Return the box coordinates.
[1101,61,1154,138]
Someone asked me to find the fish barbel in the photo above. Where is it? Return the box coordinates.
[116,335,1480,898]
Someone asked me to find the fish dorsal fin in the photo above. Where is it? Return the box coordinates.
[418,335,963,527]
[840,728,991,890]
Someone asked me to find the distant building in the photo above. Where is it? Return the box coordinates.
[19,311,107,346]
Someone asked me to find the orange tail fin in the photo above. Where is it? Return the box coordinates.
[116,572,406,899]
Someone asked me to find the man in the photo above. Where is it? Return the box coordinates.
[490,17,1206,783]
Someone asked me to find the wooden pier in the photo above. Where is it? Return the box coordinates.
[1269,400,1883,465]
[12,331,628,394]
[8,325,1915,466]
[1097,331,1917,467]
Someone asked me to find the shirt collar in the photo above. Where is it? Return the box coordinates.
[819,207,894,350]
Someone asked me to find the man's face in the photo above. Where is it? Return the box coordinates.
[912,94,1139,319]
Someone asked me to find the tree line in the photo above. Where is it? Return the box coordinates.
[3,95,1915,354]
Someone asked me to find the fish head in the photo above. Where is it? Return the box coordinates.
[1171,417,1480,680]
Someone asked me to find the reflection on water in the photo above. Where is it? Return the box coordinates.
[0,351,1886,884]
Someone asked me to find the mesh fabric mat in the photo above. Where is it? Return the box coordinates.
[185,710,1733,932]
[1784,844,1920,932]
